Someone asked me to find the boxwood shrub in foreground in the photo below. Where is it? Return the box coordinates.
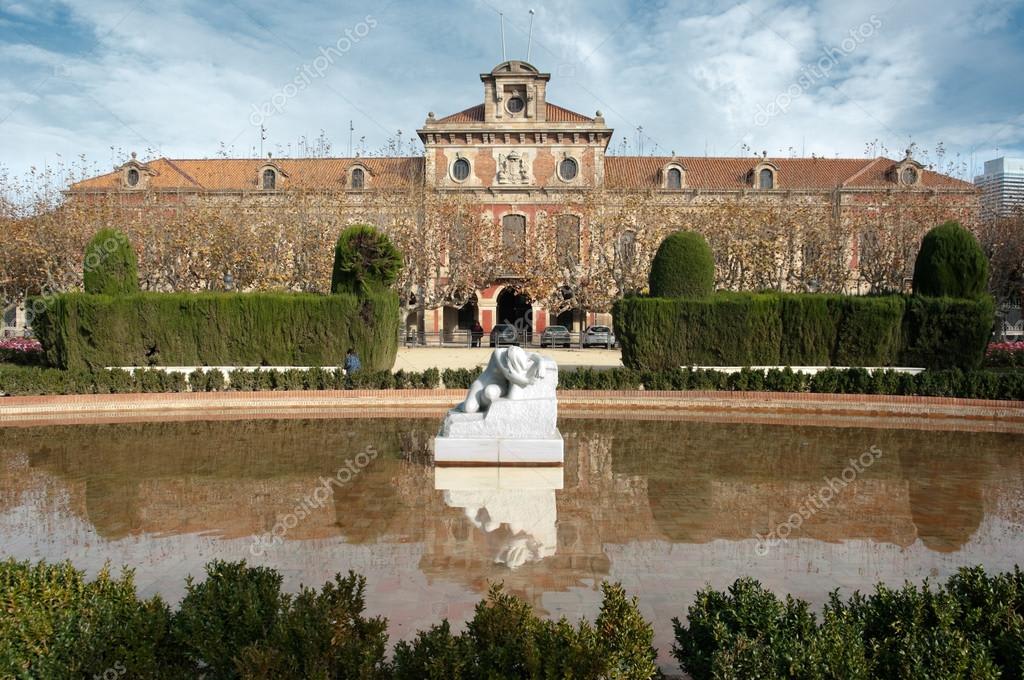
[1,558,658,679]
[3,558,1021,679]
[32,290,399,371]
[674,566,1024,680]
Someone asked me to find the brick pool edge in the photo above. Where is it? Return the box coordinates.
[1,390,1022,432]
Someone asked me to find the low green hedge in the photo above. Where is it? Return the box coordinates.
[614,292,992,371]
[32,291,400,372]
[674,566,1024,680]
[0,366,441,395]
[2,365,1021,400]
[901,295,995,370]
[441,366,483,390]
[557,366,1023,400]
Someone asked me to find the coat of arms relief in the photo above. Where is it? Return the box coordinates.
[496,150,529,185]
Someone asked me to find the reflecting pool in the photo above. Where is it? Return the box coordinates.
[1,417,1021,671]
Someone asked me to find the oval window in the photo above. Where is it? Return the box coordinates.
[127,168,140,187]
[452,158,471,181]
[559,157,578,181]
[901,167,918,185]
[506,96,525,113]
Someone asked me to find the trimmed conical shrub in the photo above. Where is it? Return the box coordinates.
[648,231,715,298]
[331,225,402,296]
[82,229,140,295]
[912,221,989,298]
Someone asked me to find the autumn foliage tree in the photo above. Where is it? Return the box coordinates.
[0,157,993,322]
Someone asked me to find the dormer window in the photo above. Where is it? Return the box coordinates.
[351,168,365,189]
[662,162,686,190]
[752,161,779,190]
[120,153,149,189]
[262,168,276,190]
[894,149,924,187]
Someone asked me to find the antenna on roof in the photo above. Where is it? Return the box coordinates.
[526,9,535,62]
[259,125,267,158]
[349,120,354,157]
[500,13,506,61]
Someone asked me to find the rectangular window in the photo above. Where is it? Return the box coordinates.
[556,215,581,265]
[502,214,526,263]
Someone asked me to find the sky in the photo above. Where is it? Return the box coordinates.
[1,0,1023,183]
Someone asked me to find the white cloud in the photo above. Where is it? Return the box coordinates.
[0,0,1021,179]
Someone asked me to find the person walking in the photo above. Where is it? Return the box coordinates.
[470,321,484,347]
[344,347,362,374]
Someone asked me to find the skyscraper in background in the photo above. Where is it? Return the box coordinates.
[975,157,1024,217]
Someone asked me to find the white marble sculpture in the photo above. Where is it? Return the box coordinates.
[433,346,563,465]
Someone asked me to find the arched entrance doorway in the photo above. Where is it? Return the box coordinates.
[496,287,533,341]
[443,295,480,344]
[456,295,479,329]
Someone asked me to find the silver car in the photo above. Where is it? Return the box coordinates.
[583,325,616,348]
[540,325,572,348]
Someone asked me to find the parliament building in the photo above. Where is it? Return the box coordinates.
[68,60,979,338]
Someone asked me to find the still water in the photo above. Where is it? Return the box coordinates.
[1,417,1021,669]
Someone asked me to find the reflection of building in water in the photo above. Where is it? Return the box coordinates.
[1,418,1023,611]
[436,467,561,569]
[605,419,1002,552]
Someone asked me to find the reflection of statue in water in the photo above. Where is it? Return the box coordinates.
[458,346,544,413]
[446,489,556,568]
[436,467,560,569]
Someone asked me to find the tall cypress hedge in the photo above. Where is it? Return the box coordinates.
[331,225,402,296]
[648,231,715,298]
[614,292,990,370]
[33,292,399,371]
[900,295,994,370]
[912,221,989,299]
[82,229,140,296]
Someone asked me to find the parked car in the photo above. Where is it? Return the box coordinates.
[540,325,571,348]
[583,325,616,348]
[489,323,519,347]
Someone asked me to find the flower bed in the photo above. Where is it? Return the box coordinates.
[985,341,1024,368]
[0,338,44,366]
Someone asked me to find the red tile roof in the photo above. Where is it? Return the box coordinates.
[437,104,484,123]
[436,102,594,124]
[604,156,976,191]
[545,103,595,123]
[70,157,423,192]
[68,155,973,193]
